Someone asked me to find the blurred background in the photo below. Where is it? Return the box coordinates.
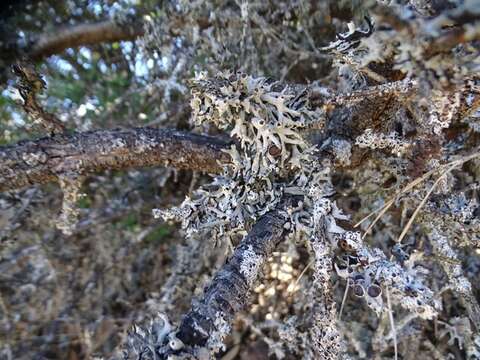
[1,1,479,359]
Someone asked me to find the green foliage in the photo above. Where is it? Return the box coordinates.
[47,73,87,104]
[119,213,138,230]
[77,196,91,209]
[144,224,172,243]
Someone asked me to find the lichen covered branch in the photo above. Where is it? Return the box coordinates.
[0,127,230,192]
[175,207,288,351]
[125,205,289,358]
[13,63,66,134]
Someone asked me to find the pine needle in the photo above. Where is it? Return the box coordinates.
[356,150,480,241]
[397,151,480,244]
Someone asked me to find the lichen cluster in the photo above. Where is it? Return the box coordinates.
[155,71,328,245]
[336,231,437,318]
[151,67,446,357]
[151,71,352,357]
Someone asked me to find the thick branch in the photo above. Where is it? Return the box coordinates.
[173,206,288,353]
[29,20,144,60]
[0,128,230,192]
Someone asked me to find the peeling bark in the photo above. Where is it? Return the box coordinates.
[0,128,231,192]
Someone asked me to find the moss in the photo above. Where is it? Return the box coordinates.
[143,224,172,243]
[76,196,91,209]
[118,213,138,230]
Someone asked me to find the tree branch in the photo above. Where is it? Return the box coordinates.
[29,20,144,60]
[12,63,66,134]
[0,127,231,192]
[172,204,289,355]
[3,76,476,193]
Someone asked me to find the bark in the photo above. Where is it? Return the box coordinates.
[2,76,475,193]
[29,20,144,60]
[13,63,66,134]
[0,127,231,192]
[173,205,288,354]
[26,17,214,60]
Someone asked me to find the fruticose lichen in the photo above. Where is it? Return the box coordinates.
[151,70,440,357]
[155,71,329,245]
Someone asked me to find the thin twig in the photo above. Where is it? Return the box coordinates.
[386,286,398,360]
[339,277,350,321]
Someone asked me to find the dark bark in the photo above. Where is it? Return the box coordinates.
[174,206,288,352]
[13,63,66,134]
[0,127,231,192]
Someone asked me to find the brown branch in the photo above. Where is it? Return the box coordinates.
[0,127,231,192]
[316,78,417,109]
[26,17,214,60]
[29,20,144,60]
[13,63,66,134]
[424,26,480,58]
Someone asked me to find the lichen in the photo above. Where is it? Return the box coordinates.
[206,313,231,354]
[155,71,327,246]
[240,245,264,287]
[56,174,85,235]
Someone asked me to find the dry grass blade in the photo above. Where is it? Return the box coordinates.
[396,163,458,244]
[386,287,398,360]
[293,259,314,288]
[357,167,440,233]
[360,198,395,240]
[397,151,480,244]
[356,150,480,239]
